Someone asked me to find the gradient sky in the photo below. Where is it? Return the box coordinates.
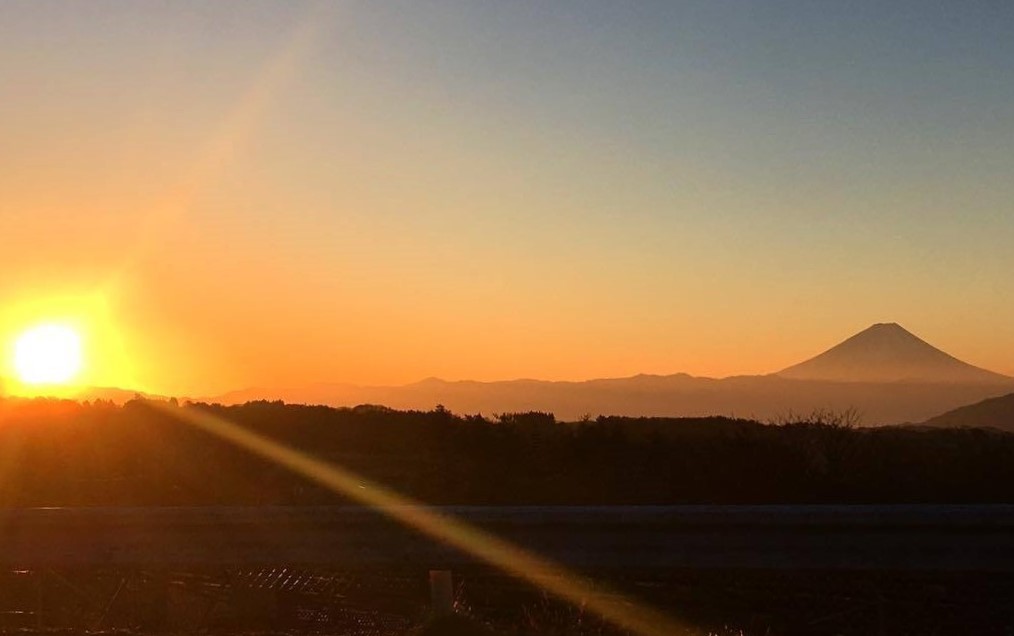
[2,1,1013,396]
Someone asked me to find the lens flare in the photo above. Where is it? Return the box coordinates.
[152,401,697,636]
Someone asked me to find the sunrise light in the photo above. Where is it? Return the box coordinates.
[12,323,84,386]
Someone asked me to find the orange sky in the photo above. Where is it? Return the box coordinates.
[2,2,1013,397]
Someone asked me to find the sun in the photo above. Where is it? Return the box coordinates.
[12,324,84,386]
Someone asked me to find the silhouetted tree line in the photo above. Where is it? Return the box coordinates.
[0,397,1011,506]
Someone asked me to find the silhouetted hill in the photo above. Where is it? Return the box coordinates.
[777,323,1010,384]
[921,393,1014,432]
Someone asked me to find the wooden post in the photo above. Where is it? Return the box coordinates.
[428,569,454,616]
[35,569,43,629]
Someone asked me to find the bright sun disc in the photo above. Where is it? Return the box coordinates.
[13,324,84,385]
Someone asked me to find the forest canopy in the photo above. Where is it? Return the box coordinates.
[0,397,1011,507]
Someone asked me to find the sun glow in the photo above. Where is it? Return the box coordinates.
[1,291,142,397]
[12,324,84,386]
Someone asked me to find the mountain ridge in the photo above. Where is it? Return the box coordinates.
[201,323,1011,423]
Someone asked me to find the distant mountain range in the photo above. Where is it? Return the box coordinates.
[0,382,161,405]
[3,323,1011,426]
[204,323,1014,425]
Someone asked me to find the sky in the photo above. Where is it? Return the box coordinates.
[1,1,1013,396]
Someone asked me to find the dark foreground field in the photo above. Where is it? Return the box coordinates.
[0,504,1010,634]
[0,399,1012,634]
[0,566,1011,635]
